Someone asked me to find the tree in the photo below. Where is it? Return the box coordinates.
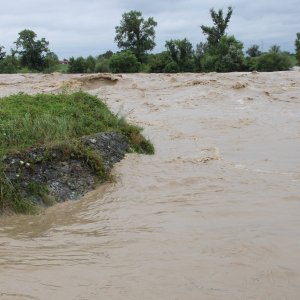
[0,55,19,73]
[115,10,157,62]
[0,46,6,60]
[147,52,171,73]
[269,44,281,53]
[109,50,140,73]
[194,42,209,71]
[202,35,244,72]
[98,50,113,60]
[85,55,96,73]
[68,57,86,73]
[165,38,194,71]
[201,6,233,52]
[43,52,59,72]
[246,44,262,57]
[15,29,50,71]
[295,32,300,66]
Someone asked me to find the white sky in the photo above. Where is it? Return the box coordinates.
[0,0,299,58]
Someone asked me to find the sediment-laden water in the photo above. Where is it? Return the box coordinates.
[0,70,300,299]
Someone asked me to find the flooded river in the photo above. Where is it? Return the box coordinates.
[0,71,300,299]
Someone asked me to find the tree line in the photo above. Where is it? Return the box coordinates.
[1,8,299,74]
[0,29,59,73]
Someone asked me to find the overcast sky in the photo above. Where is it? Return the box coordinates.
[0,0,299,58]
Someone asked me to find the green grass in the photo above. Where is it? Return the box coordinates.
[0,91,154,214]
[56,64,69,73]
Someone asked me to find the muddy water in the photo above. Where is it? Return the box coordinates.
[0,71,300,299]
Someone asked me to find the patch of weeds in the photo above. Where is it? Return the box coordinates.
[0,173,40,215]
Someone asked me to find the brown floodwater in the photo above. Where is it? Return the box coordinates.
[0,71,300,299]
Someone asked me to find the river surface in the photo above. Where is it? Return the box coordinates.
[0,71,300,299]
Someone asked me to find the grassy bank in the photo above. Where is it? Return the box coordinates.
[0,91,154,214]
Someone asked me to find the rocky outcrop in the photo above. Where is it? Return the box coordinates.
[80,132,129,170]
[3,132,129,206]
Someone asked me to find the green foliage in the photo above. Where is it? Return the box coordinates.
[0,92,154,214]
[201,6,233,52]
[43,52,60,73]
[199,7,245,72]
[85,55,96,73]
[115,10,157,62]
[165,38,195,72]
[68,54,112,73]
[194,42,209,71]
[287,54,297,67]
[14,29,51,71]
[0,55,20,74]
[0,92,151,157]
[147,52,172,73]
[244,57,259,71]
[68,56,87,73]
[98,50,114,60]
[256,51,292,71]
[201,54,218,72]
[95,58,111,73]
[0,174,39,214]
[269,44,281,53]
[202,35,244,72]
[246,45,262,57]
[164,61,180,73]
[56,64,69,73]
[109,50,140,73]
[0,46,5,60]
[295,32,300,66]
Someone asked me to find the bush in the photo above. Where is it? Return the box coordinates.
[244,57,259,71]
[109,51,140,73]
[68,57,87,73]
[0,55,20,73]
[201,54,218,72]
[201,36,244,72]
[139,63,151,73]
[95,58,111,73]
[256,52,292,72]
[85,55,96,73]
[147,52,172,73]
[164,61,180,73]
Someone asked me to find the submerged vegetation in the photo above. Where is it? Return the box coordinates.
[0,92,154,214]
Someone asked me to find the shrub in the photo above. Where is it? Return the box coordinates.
[295,33,300,66]
[256,52,292,72]
[95,58,111,73]
[244,57,259,71]
[163,61,180,73]
[109,50,140,73]
[0,55,20,74]
[201,36,244,72]
[147,52,172,73]
[68,56,87,73]
[201,54,218,72]
[165,38,194,72]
